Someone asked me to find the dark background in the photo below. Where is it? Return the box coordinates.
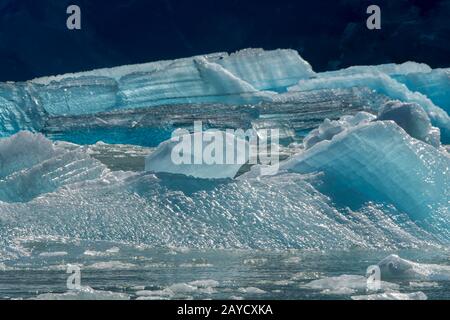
[0,0,449,82]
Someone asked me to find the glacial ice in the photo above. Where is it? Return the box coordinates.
[145,130,249,179]
[1,133,445,252]
[281,120,450,221]
[377,101,441,147]
[317,61,432,78]
[303,112,376,149]
[288,73,450,142]
[0,49,450,254]
[378,254,450,281]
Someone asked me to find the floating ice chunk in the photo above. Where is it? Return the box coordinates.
[135,289,174,298]
[409,281,439,288]
[166,283,198,294]
[38,251,68,257]
[303,112,376,149]
[303,274,399,292]
[238,287,266,294]
[188,280,219,288]
[84,247,120,257]
[288,73,450,143]
[145,130,250,179]
[378,101,441,147]
[33,286,130,300]
[351,291,427,300]
[282,121,450,221]
[320,287,356,295]
[378,254,450,281]
[86,261,136,270]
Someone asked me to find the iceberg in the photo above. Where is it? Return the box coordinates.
[21,48,312,116]
[303,112,376,149]
[0,48,449,255]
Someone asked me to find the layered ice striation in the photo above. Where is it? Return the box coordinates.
[1,48,449,146]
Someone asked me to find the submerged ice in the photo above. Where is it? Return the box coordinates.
[0,48,449,257]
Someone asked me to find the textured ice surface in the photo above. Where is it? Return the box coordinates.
[303,274,399,292]
[303,112,376,149]
[33,286,130,300]
[145,131,249,179]
[0,131,109,203]
[281,120,450,222]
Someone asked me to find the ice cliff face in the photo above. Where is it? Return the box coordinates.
[0,48,449,254]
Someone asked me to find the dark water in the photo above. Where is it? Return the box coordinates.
[1,240,449,300]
